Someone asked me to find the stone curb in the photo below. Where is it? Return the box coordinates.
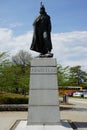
[0,104,28,111]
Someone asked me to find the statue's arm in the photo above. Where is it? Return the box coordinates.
[47,16,52,32]
[33,15,41,26]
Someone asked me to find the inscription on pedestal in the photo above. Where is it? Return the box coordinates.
[31,67,57,74]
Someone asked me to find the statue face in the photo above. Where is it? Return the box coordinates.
[40,7,45,14]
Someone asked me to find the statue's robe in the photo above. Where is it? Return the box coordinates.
[30,13,52,54]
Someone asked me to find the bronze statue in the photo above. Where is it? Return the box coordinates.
[30,2,53,57]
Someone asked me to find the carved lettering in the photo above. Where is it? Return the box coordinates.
[31,67,57,74]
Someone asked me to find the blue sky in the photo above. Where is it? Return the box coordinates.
[0,0,87,70]
[0,0,87,34]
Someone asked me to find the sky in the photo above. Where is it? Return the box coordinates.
[0,0,87,71]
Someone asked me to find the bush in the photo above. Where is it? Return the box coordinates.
[0,93,28,104]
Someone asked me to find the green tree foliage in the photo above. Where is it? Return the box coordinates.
[0,51,87,94]
[11,50,32,94]
[69,65,87,86]
[0,50,32,94]
[0,52,11,92]
[57,64,70,87]
[57,64,87,88]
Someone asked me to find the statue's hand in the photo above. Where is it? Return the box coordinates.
[43,32,47,38]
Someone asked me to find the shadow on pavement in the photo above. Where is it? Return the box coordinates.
[74,121,87,129]
[60,106,87,111]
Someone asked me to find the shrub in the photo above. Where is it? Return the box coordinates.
[0,93,28,104]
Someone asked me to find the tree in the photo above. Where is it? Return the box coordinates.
[12,50,32,66]
[0,52,7,63]
[0,52,11,92]
[69,66,87,86]
[57,64,70,87]
[12,50,32,94]
[0,50,32,94]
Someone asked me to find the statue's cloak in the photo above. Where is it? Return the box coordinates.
[30,13,52,54]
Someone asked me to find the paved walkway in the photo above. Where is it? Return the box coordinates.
[0,98,87,130]
[0,112,27,130]
[0,110,87,130]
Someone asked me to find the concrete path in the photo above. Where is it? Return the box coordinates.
[0,98,87,130]
[0,112,27,130]
[61,97,87,130]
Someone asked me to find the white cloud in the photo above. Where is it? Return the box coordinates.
[0,27,87,71]
[9,22,23,28]
[52,31,87,69]
[0,28,32,55]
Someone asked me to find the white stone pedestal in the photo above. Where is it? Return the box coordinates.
[15,120,73,130]
[27,58,60,125]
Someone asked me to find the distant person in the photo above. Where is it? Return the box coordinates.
[30,3,53,57]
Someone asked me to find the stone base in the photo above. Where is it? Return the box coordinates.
[27,58,60,125]
[14,120,73,130]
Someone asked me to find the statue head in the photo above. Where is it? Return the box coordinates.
[40,2,46,14]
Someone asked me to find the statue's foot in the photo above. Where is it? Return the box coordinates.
[39,52,53,58]
[39,53,45,57]
[45,52,53,57]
